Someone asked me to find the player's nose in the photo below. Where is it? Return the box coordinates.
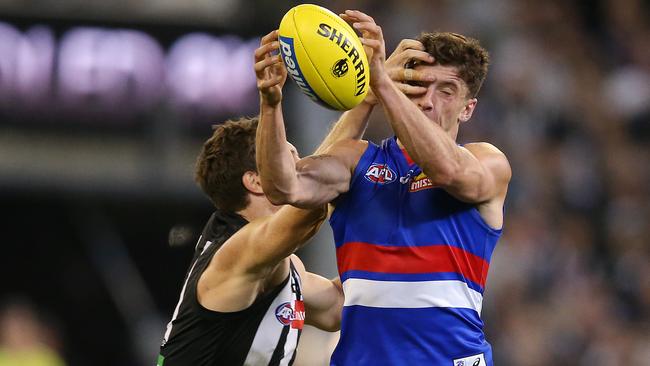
[416,87,435,112]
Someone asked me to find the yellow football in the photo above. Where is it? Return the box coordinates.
[278,4,370,110]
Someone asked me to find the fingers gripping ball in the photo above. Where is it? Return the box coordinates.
[279,4,370,110]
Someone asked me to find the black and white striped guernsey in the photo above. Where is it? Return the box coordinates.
[157,210,304,366]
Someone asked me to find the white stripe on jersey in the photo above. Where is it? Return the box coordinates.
[279,320,299,366]
[243,278,297,366]
[342,279,483,313]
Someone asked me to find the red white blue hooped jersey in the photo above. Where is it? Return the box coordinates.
[329,137,502,366]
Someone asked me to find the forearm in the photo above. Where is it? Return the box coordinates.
[250,205,327,271]
[375,77,462,183]
[257,102,301,204]
[314,101,374,154]
[257,103,352,208]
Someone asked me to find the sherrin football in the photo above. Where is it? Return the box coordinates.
[278,4,370,110]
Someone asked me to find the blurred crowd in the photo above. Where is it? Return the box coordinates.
[329,0,649,365]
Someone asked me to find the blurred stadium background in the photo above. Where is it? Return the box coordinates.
[1,0,648,365]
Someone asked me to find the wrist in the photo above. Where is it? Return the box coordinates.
[376,72,393,88]
[260,101,281,117]
[260,96,281,110]
[360,98,377,107]
[372,73,394,97]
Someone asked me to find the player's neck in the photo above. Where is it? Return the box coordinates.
[237,195,277,222]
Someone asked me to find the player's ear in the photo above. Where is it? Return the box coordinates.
[242,171,264,195]
[459,97,477,123]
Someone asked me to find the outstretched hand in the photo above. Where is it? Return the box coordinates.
[254,30,287,107]
[340,10,387,89]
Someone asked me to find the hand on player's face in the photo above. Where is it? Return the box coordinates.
[386,39,435,97]
[254,30,287,107]
[340,10,387,87]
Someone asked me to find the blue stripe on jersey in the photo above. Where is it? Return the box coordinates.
[340,270,484,294]
[331,306,493,366]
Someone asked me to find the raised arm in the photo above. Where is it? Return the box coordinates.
[344,10,511,206]
[254,30,363,209]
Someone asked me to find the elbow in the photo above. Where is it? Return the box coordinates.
[319,309,342,332]
[266,194,288,206]
[330,311,342,331]
[324,317,342,332]
[264,188,296,206]
[264,185,316,208]
[259,176,299,205]
[328,284,344,332]
[426,161,461,187]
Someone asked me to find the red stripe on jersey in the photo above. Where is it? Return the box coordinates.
[401,148,415,166]
[337,242,489,288]
[291,300,305,329]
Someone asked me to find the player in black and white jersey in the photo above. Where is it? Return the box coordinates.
[157,29,381,366]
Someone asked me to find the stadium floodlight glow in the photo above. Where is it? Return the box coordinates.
[58,27,165,116]
[14,26,55,108]
[0,22,21,109]
[166,33,258,116]
[1,22,259,123]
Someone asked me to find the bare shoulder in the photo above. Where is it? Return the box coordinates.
[289,254,306,274]
[463,142,507,157]
[463,142,511,182]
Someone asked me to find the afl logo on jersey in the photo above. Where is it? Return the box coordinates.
[275,303,293,326]
[365,163,396,184]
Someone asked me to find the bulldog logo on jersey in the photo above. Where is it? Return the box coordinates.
[365,163,396,184]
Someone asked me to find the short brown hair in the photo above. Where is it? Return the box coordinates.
[417,32,490,98]
[195,117,258,212]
